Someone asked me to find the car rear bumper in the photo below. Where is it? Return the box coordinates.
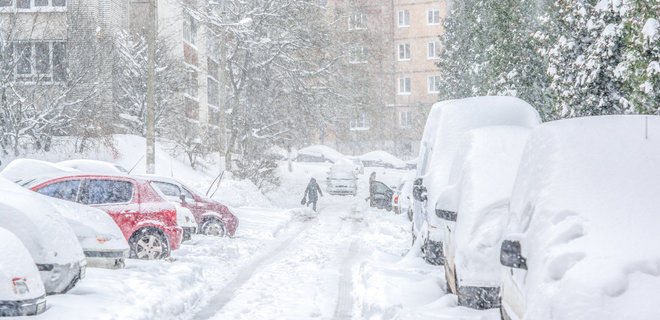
[38,260,86,294]
[182,227,197,241]
[327,186,356,195]
[458,285,500,309]
[164,226,183,250]
[84,249,129,269]
[0,295,46,316]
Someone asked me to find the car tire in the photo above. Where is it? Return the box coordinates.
[129,228,170,260]
[202,218,226,237]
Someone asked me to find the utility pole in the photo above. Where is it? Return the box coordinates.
[146,0,157,174]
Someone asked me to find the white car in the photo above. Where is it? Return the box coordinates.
[1,162,130,269]
[296,145,344,163]
[0,177,86,295]
[411,96,540,265]
[57,159,128,174]
[500,116,660,320]
[172,202,198,241]
[326,162,358,196]
[348,158,365,175]
[438,126,531,309]
[359,150,406,169]
[0,227,47,316]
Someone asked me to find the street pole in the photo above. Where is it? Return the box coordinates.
[146,0,157,174]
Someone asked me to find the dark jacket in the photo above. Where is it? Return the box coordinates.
[305,179,323,201]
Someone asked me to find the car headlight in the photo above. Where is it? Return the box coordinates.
[12,278,29,295]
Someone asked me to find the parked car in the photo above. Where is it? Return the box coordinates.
[19,173,183,260]
[359,150,406,169]
[172,202,198,241]
[392,180,413,219]
[438,126,531,309]
[57,159,128,174]
[349,158,364,175]
[371,180,394,211]
[500,116,660,320]
[411,96,540,265]
[0,227,47,316]
[295,145,344,163]
[0,178,86,295]
[138,175,239,237]
[326,161,358,196]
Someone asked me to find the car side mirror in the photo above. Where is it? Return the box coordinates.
[436,209,457,221]
[500,240,527,270]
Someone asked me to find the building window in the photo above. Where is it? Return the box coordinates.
[185,98,199,120]
[399,110,411,128]
[349,46,366,64]
[183,14,197,46]
[428,75,441,93]
[207,77,219,107]
[427,41,440,59]
[185,67,198,99]
[397,10,409,27]
[7,41,66,82]
[427,8,440,25]
[209,105,221,126]
[398,43,410,61]
[350,112,370,131]
[1,0,65,9]
[398,77,411,95]
[348,13,367,30]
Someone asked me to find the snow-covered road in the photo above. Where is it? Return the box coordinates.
[28,164,499,320]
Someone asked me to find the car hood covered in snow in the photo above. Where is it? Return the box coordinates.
[43,197,129,252]
[0,227,46,301]
[450,126,531,285]
[507,115,660,319]
[0,177,85,266]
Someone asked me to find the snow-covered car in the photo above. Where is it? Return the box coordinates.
[393,180,413,219]
[348,158,364,175]
[140,175,239,237]
[359,150,405,169]
[500,116,660,320]
[439,126,530,309]
[1,158,73,183]
[326,161,358,196]
[411,96,540,265]
[57,159,128,174]
[296,145,344,163]
[371,180,394,211]
[0,227,47,316]
[172,202,198,241]
[18,173,183,260]
[0,178,86,295]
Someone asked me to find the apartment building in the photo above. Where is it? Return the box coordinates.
[129,0,222,131]
[324,0,448,159]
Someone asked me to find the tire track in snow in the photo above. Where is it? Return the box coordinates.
[334,203,364,320]
[192,212,315,319]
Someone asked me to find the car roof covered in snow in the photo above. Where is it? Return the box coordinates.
[448,126,531,283]
[359,150,405,168]
[0,177,84,265]
[57,159,128,174]
[507,115,660,319]
[297,145,344,163]
[418,96,540,209]
[1,158,76,182]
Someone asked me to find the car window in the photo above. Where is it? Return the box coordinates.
[152,181,181,197]
[181,187,195,200]
[372,181,391,194]
[36,180,81,201]
[85,179,134,204]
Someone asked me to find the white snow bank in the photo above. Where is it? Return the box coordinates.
[360,150,406,168]
[450,126,531,286]
[507,115,660,319]
[296,145,344,163]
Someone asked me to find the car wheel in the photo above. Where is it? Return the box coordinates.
[202,219,226,237]
[130,228,169,260]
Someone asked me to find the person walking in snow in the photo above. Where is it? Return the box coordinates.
[302,178,323,212]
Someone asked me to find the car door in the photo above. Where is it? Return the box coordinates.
[80,179,138,239]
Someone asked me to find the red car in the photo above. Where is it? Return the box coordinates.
[139,175,238,237]
[24,174,182,260]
